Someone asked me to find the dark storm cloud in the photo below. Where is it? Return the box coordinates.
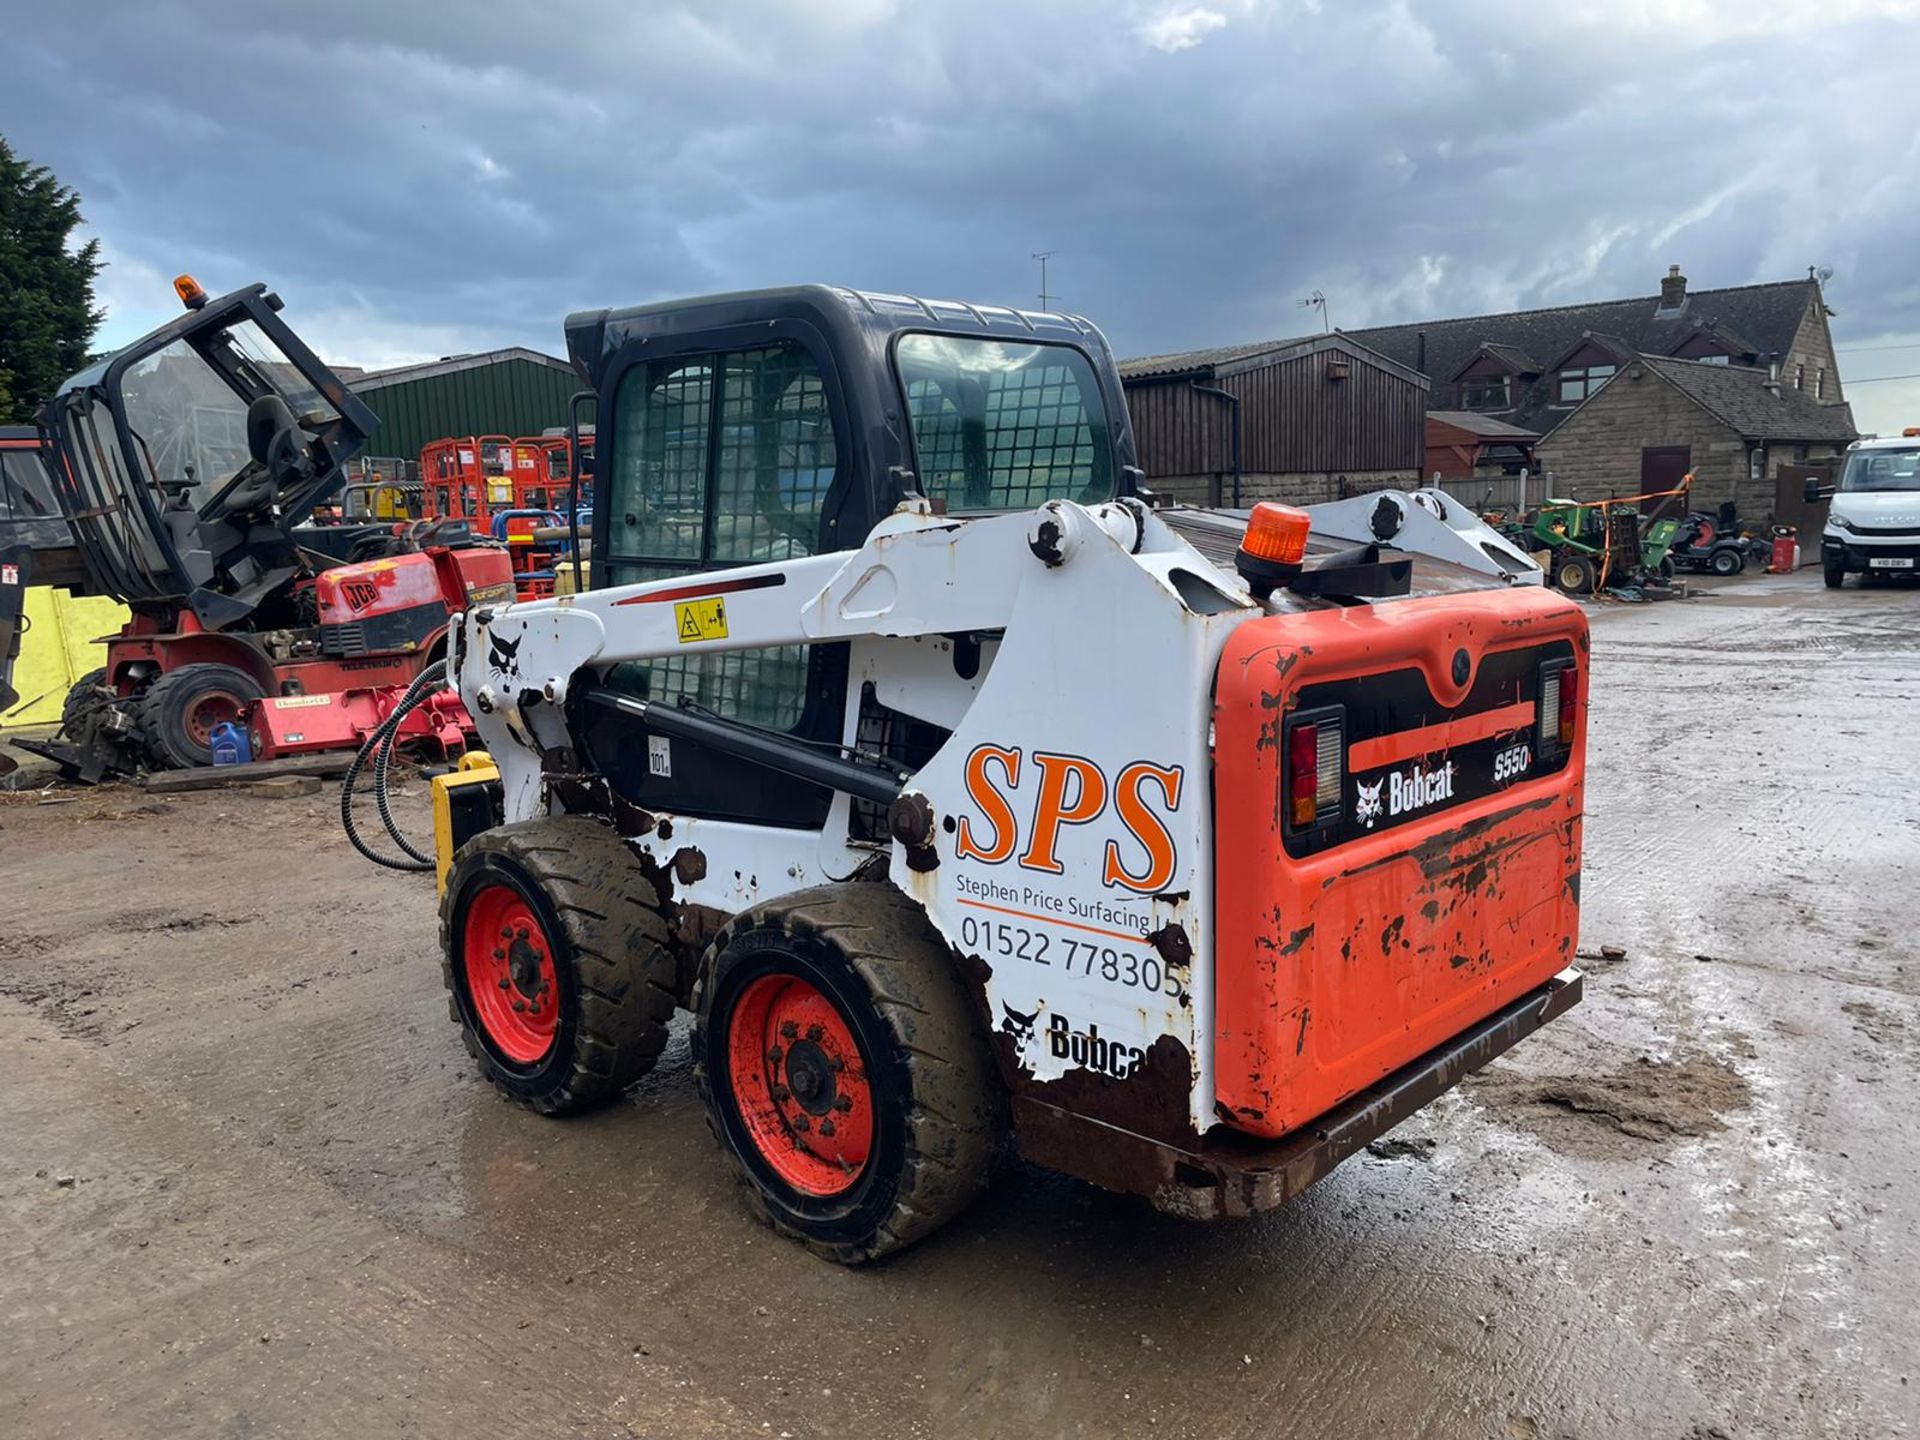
[6,0,1918,425]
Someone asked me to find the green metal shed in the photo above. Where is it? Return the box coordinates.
[349,347,581,460]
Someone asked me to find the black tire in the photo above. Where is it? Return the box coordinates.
[693,884,1001,1264]
[60,667,109,736]
[142,662,266,768]
[1710,547,1743,576]
[1553,554,1597,595]
[439,817,678,1115]
[1824,563,1846,589]
[1655,556,1676,581]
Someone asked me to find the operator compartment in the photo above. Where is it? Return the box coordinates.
[1211,583,1586,1140]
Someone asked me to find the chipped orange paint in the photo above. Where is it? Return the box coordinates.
[1211,586,1587,1140]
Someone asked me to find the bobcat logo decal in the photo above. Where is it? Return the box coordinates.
[999,1002,1039,1048]
[1355,777,1385,829]
[486,629,523,681]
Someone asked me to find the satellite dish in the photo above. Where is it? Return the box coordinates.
[1817,265,1835,284]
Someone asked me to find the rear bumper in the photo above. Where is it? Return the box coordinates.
[1013,967,1582,1219]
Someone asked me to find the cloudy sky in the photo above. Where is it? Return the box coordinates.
[8,0,1919,431]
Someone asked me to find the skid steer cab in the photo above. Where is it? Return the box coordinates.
[414,286,1584,1264]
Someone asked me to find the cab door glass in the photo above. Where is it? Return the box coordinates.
[602,342,840,733]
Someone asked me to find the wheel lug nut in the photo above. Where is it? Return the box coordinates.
[499,979,512,991]
[806,1024,825,1042]
[792,1115,811,1132]
[779,1021,799,1039]
[818,1118,836,1138]
[771,1085,790,1102]
[493,948,506,960]
[512,1000,527,1013]
[834,1095,852,1112]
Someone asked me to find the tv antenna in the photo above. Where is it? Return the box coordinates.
[1297,289,1330,332]
[1032,251,1058,311]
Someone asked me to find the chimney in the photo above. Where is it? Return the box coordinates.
[1416,329,1428,376]
[1660,264,1688,309]
[1764,357,1781,395]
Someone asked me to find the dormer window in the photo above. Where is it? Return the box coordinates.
[1461,375,1511,410]
[1557,364,1615,405]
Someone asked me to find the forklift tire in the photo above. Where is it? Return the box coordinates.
[1553,555,1597,595]
[440,818,678,1115]
[1824,563,1846,589]
[693,883,1001,1265]
[142,662,266,768]
[1710,548,1743,577]
[60,668,109,736]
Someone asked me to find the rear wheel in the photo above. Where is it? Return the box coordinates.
[693,884,1001,1264]
[440,818,678,1114]
[1824,562,1846,589]
[1710,547,1743,576]
[142,662,265,768]
[1553,554,1597,595]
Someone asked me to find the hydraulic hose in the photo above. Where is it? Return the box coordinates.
[340,660,449,872]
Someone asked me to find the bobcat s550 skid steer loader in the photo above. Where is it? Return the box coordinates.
[385,286,1581,1264]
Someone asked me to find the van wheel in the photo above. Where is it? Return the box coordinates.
[693,884,1001,1264]
[1824,563,1846,589]
[440,818,678,1114]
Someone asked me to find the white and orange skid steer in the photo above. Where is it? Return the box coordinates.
[354,287,1583,1264]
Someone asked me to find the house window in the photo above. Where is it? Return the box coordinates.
[1556,364,1615,405]
[1696,353,1730,365]
[1794,363,1806,391]
[1461,375,1510,410]
[1816,367,1826,399]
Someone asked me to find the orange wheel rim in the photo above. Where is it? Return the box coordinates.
[725,973,873,1197]
[462,883,560,1065]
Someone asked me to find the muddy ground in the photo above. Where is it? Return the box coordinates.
[1,569,1914,1440]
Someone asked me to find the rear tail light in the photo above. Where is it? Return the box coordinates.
[1285,709,1345,830]
[1540,662,1578,751]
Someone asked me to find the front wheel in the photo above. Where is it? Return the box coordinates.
[1710,547,1743,577]
[1824,562,1846,589]
[1553,554,1597,595]
[440,818,678,1114]
[693,884,1001,1264]
[142,662,265,768]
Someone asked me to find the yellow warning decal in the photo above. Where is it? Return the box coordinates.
[675,597,728,644]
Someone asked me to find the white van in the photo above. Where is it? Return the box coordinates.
[1819,431,1920,588]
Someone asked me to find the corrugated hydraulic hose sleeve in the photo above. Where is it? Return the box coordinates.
[340,661,446,872]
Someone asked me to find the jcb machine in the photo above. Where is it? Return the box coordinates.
[12,278,514,779]
[396,288,1584,1263]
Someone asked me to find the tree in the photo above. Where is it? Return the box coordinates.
[0,137,104,424]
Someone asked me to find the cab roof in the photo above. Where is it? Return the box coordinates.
[563,284,1109,392]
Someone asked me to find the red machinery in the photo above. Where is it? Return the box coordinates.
[420,434,577,528]
[19,277,517,781]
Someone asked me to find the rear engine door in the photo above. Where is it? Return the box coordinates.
[1210,585,1587,1139]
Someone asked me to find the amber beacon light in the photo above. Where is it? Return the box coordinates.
[1234,502,1312,598]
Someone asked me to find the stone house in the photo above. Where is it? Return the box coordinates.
[1338,264,1855,513]
[1533,356,1859,515]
